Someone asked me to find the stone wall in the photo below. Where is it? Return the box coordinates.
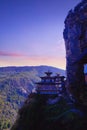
[63,0,87,102]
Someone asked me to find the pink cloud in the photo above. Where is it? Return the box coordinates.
[0,51,66,69]
[0,51,24,57]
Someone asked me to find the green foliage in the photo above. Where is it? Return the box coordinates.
[11,94,86,130]
[11,94,46,130]
[0,119,11,130]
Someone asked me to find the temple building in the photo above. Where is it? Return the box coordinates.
[36,71,65,94]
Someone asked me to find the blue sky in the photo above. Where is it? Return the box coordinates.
[0,0,81,69]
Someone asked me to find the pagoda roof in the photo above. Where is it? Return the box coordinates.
[35,82,61,85]
[45,71,52,75]
[40,75,63,79]
[40,76,56,79]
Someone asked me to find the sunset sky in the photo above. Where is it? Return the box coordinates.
[0,0,81,69]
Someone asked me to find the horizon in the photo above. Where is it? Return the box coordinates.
[0,65,66,70]
[0,0,81,69]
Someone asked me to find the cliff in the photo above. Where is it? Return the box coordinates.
[11,93,87,130]
[63,0,87,103]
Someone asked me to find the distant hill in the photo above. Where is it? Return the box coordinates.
[0,65,65,75]
[0,65,65,130]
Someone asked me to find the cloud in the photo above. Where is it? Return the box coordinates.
[0,51,24,57]
[0,51,66,69]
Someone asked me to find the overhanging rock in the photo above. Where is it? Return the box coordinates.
[63,0,87,103]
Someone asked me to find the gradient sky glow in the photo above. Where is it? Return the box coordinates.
[0,0,81,69]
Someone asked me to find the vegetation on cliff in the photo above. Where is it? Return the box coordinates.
[11,93,87,130]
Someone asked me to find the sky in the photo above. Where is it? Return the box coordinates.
[0,0,81,69]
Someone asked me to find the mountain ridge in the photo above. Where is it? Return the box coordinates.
[0,65,65,74]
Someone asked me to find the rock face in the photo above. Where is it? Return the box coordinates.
[63,0,87,102]
[11,93,86,130]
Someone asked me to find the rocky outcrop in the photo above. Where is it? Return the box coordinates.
[11,93,86,130]
[63,0,87,103]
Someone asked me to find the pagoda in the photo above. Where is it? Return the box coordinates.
[36,71,65,94]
